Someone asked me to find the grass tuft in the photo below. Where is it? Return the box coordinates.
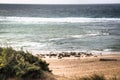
[70,74,120,80]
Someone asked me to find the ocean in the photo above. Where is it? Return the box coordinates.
[0,4,120,53]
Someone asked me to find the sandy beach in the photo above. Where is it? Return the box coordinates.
[0,3,120,80]
[41,52,120,79]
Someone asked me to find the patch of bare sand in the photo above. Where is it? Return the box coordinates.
[43,53,120,79]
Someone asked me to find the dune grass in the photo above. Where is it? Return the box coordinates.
[70,74,120,80]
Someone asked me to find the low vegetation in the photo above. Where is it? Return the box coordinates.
[0,47,51,80]
[70,74,120,80]
[0,47,119,80]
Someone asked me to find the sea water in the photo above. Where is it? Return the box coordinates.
[0,4,120,52]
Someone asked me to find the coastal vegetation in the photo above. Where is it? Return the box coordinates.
[0,47,51,80]
[0,47,119,80]
[70,74,120,80]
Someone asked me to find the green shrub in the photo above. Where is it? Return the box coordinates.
[0,47,51,80]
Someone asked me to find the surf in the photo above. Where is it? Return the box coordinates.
[0,16,120,24]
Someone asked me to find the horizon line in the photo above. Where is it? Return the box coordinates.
[0,3,120,5]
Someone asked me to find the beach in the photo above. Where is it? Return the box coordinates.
[0,4,120,80]
[40,51,120,79]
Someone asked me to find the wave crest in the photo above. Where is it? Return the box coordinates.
[0,16,120,24]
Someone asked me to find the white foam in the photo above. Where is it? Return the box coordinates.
[0,16,120,24]
[47,33,106,41]
[103,49,114,52]
[70,33,109,38]
[70,35,84,38]
[48,38,64,41]
[70,34,99,38]
[1,41,46,49]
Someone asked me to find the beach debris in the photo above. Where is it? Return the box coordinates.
[99,58,117,61]
[37,51,94,59]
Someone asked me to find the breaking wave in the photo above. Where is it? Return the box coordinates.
[0,16,120,24]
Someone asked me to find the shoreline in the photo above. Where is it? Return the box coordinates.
[34,50,120,58]
[33,50,120,54]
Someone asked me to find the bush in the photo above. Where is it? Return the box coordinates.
[0,47,51,80]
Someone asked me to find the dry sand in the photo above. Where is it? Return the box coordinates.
[42,52,120,79]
